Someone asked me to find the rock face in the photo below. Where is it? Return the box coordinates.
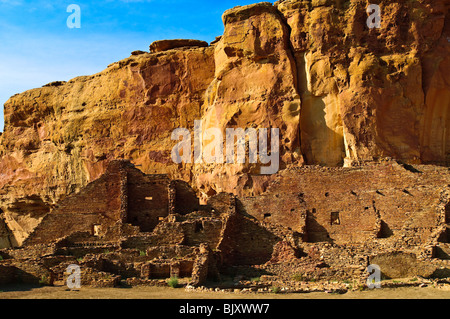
[277,0,450,167]
[0,47,215,246]
[0,0,449,247]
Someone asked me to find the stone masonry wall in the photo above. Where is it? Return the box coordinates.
[126,168,171,232]
[239,161,450,245]
[23,160,173,246]
[22,161,128,246]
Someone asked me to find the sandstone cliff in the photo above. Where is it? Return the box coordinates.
[0,0,449,247]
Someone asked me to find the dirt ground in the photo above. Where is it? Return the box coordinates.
[1,284,449,299]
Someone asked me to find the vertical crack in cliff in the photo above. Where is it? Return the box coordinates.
[274,5,304,163]
[275,3,347,167]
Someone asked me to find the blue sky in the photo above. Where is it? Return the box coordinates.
[0,0,261,132]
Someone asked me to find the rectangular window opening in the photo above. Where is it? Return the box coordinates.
[331,212,340,225]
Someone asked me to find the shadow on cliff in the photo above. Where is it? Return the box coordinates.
[305,210,334,244]
[218,200,282,267]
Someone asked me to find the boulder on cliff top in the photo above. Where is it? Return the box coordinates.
[222,2,275,24]
[131,50,147,56]
[150,39,209,53]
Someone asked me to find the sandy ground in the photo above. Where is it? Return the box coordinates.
[1,284,449,299]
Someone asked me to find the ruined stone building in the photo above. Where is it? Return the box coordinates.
[0,0,449,291]
[0,159,449,289]
[23,160,176,246]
